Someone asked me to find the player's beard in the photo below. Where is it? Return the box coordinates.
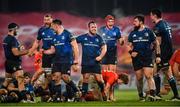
[134,25,140,31]
[45,23,51,27]
[13,31,18,36]
[89,30,96,35]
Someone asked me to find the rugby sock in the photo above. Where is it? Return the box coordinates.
[136,78,144,97]
[168,77,179,97]
[19,90,27,100]
[97,82,104,92]
[49,80,55,95]
[150,89,155,97]
[154,74,161,95]
[54,84,61,97]
[82,83,88,96]
[67,80,79,92]
[66,85,74,99]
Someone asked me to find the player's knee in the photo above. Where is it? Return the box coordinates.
[145,75,152,80]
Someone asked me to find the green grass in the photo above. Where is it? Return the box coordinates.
[0,90,180,106]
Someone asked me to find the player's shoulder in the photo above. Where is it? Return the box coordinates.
[100,26,106,30]
[63,29,72,35]
[144,27,153,33]
[113,26,120,30]
[4,35,16,42]
[78,33,88,38]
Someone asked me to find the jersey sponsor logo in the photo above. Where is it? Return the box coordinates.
[54,42,65,46]
[95,38,99,42]
[84,43,99,47]
[84,37,88,41]
[113,32,116,36]
[61,36,65,40]
[133,34,137,37]
[42,32,45,35]
[44,38,53,40]
[133,39,149,42]
[145,32,149,37]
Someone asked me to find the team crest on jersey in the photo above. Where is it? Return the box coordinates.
[139,37,142,40]
[133,34,136,37]
[113,32,116,36]
[42,32,45,35]
[95,38,99,42]
[61,36,65,40]
[145,33,149,37]
[84,38,88,41]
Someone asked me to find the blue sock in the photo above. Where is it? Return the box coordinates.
[97,82,104,92]
[82,83,88,96]
[67,80,79,92]
[154,74,161,95]
[168,77,179,97]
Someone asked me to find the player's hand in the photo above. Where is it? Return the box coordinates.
[72,64,79,72]
[96,56,102,61]
[131,52,138,58]
[156,57,161,64]
[20,45,25,50]
[27,49,34,57]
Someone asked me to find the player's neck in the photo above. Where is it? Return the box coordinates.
[57,26,64,35]
[138,25,145,31]
[44,24,51,28]
[106,26,113,30]
[155,18,162,24]
[88,32,96,36]
[8,32,14,36]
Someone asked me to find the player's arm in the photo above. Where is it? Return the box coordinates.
[127,42,138,58]
[118,37,125,46]
[43,46,55,54]
[96,44,107,61]
[153,39,161,63]
[12,47,28,56]
[71,39,79,64]
[7,83,18,91]
[28,39,40,56]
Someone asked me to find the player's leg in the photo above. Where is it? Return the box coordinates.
[94,74,106,101]
[102,65,108,72]
[154,64,161,97]
[135,69,144,100]
[14,70,25,91]
[172,62,180,83]
[163,66,179,99]
[31,68,43,84]
[2,72,13,89]
[52,71,61,101]
[62,74,81,98]
[109,86,115,101]
[109,64,116,72]
[82,73,90,97]
[143,67,156,97]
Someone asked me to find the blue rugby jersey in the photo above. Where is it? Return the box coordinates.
[76,33,105,66]
[51,29,75,64]
[3,35,21,62]
[37,26,55,50]
[153,20,173,58]
[128,27,156,57]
